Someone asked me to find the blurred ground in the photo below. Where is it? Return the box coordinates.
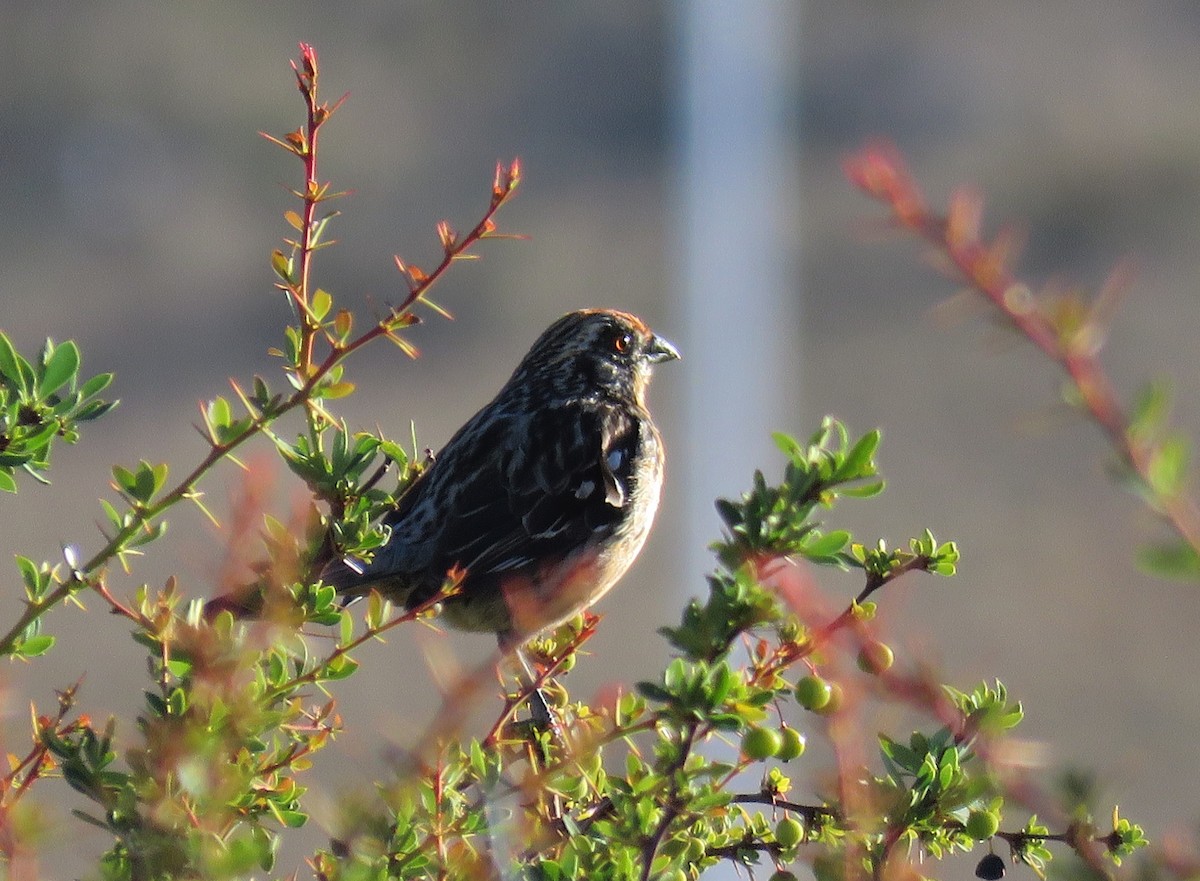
[3,2,1200,876]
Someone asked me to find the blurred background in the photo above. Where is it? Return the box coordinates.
[3,2,1200,876]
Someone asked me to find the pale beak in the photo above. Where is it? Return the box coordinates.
[646,334,681,364]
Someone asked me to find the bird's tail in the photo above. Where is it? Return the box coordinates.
[204,556,345,622]
[203,589,266,620]
[203,555,400,620]
[314,557,378,607]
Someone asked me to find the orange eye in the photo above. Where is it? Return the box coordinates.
[613,332,632,353]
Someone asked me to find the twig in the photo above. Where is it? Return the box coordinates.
[844,141,1200,556]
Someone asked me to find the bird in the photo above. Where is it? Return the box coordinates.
[320,308,680,654]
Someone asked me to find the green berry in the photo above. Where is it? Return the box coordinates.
[856,640,895,674]
[965,809,1000,841]
[775,816,804,849]
[813,683,844,716]
[776,726,807,761]
[795,675,832,711]
[769,870,799,881]
[741,726,783,760]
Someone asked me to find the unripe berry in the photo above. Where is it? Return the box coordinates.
[813,683,844,716]
[775,816,804,849]
[776,725,807,761]
[856,640,895,674]
[965,809,1000,841]
[741,726,783,760]
[795,675,832,711]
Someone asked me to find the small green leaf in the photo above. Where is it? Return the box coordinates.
[1137,541,1200,580]
[1129,379,1171,442]
[271,249,294,283]
[803,530,851,558]
[1148,435,1189,498]
[79,372,114,399]
[311,288,332,321]
[841,480,885,498]
[366,590,384,630]
[0,333,27,390]
[39,341,80,397]
[274,808,308,829]
[323,654,359,680]
[112,465,138,496]
[76,399,118,422]
[166,658,193,679]
[18,634,55,657]
[209,396,232,428]
[772,432,804,462]
[132,463,157,501]
[839,429,881,480]
[316,380,355,400]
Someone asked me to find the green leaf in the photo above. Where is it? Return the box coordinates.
[0,333,27,391]
[166,658,193,678]
[99,499,125,531]
[879,734,921,773]
[317,380,355,400]
[0,471,16,493]
[366,590,384,630]
[804,530,851,558]
[1128,378,1171,442]
[311,288,332,321]
[207,396,232,431]
[772,432,804,462]
[840,480,885,498]
[1137,540,1200,580]
[112,465,138,496]
[839,429,881,480]
[75,399,118,422]
[132,465,156,502]
[16,556,40,591]
[1148,435,1190,498]
[18,634,55,657]
[275,808,308,829]
[271,249,294,283]
[78,372,114,399]
[39,341,80,397]
[323,654,359,680]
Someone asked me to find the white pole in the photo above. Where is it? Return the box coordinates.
[675,1,804,591]
[674,6,803,877]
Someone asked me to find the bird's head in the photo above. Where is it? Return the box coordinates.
[510,309,680,405]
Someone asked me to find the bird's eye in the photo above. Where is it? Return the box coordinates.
[612,332,632,353]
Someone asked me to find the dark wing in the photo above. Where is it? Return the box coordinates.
[318,457,440,595]
[323,400,639,600]
[432,400,639,580]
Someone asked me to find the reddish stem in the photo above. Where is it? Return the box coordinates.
[845,142,1200,555]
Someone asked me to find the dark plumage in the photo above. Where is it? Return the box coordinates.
[321,308,679,646]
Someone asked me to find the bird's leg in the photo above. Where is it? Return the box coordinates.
[497,632,559,735]
[504,637,569,830]
[513,645,556,731]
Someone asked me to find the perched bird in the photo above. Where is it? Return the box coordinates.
[321,308,679,652]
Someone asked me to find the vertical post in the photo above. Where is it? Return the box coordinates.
[674,1,804,583]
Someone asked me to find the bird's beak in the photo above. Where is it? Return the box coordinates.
[646,333,681,364]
